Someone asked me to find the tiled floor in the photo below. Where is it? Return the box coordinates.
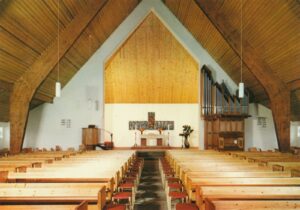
[134,160,167,210]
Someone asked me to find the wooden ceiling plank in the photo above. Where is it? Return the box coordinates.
[33,92,53,103]
[195,0,291,152]
[9,0,109,154]
[0,79,13,92]
[0,17,44,52]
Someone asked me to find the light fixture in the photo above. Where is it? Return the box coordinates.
[55,81,61,97]
[238,0,244,98]
[55,0,61,98]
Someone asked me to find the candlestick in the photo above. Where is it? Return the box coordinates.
[134,132,137,147]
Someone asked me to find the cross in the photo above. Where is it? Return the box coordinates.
[129,112,174,130]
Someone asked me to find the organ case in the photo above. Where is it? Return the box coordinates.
[201,65,249,150]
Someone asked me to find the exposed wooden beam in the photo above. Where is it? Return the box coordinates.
[195,0,290,152]
[0,79,51,104]
[288,79,300,91]
[9,0,108,154]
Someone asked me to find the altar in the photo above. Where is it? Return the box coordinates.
[140,134,166,146]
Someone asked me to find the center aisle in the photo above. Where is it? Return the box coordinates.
[134,160,167,210]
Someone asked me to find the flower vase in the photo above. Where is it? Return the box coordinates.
[184,136,190,148]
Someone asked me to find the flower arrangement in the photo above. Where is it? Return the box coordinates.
[179,125,194,148]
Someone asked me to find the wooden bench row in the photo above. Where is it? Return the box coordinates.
[166,149,300,210]
[0,183,105,210]
[0,150,136,209]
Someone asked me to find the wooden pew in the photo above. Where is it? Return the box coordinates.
[292,169,300,177]
[0,204,90,210]
[180,171,291,187]
[1,150,135,202]
[273,162,300,171]
[186,177,300,200]
[249,157,300,166]
[166,150,300,210]
[195,186,300,209]
[205,199,300,210]
[0,183,106,208]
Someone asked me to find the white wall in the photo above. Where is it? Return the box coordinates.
[23,0,237,150]
[290,121,300,147]
[0,122,10,149]
[105,104,199,148]
[245,103,278,151]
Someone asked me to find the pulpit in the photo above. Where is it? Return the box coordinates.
[82,128,99,150]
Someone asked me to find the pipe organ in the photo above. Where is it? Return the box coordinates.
[201,65,249,116]
[201,65,249,150]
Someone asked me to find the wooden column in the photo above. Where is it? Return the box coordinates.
[9,0,108,154]
[195,0,290,151]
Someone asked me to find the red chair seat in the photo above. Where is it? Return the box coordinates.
[126,172,138,176]
[113,192,132,199]
[130,167,140,171]
[105,204,127,210]
[168,183,183,189]
[126,174,137,178]
[165,171,175,176]
[169,191,187,199]
[123,177,136,182]
[176,203,198,210]
[119,183,134,188]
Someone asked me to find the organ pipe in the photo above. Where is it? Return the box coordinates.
[201,65,249,118]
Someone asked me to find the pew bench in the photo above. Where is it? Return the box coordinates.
[0,201,101,210]
[205,199,300,210]
[195,186,300,209]
[0,183,106,207]
[186,177,300,201]
[273,162,300,171]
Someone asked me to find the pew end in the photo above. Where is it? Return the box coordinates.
[56,145,63,151]
[98,186,107,210]
[205,198,216,210]
[76,201,89,210]
[0,171,8,182]
[15,166,28,172]
[273,164,284,171]
[291,169,300,177]
[32,162,42,168]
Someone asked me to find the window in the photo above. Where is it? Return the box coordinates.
[0,127,3,139]
[297,126,300,138]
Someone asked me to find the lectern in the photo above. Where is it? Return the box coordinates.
[82,128,99,150]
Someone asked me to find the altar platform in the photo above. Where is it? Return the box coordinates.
[131,146,171,150]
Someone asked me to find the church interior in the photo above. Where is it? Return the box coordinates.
[0,0,300,209]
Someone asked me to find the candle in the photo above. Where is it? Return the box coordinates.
[168,124,170,130]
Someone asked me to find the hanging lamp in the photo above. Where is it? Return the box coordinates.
[238,0,244,98]
[55,0,61,98]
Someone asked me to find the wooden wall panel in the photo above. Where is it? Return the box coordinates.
[105,12,199,104]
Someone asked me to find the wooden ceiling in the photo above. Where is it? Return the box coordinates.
[0,0,139,121]
[105,12,199,103]
[0,0,299,121]
[165,0,300,120]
